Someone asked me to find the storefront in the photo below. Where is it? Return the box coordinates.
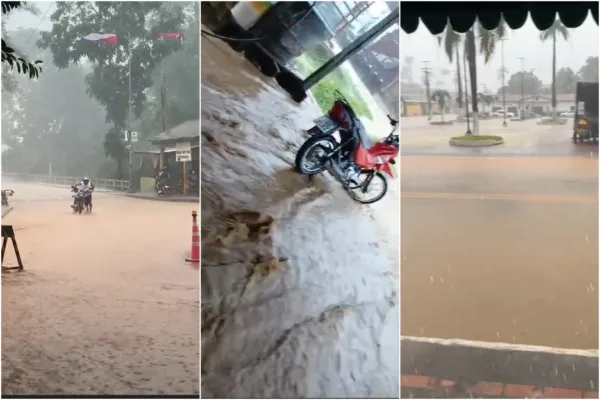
[139,120,200,196]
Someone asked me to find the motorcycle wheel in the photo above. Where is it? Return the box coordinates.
[347,171,388,204]
[295,134,337,175]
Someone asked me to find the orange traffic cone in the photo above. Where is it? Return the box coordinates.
[185,210,200,263]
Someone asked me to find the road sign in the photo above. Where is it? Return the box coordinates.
[176,141,192,162]
[124,131,138,142]
[125,144,132,150]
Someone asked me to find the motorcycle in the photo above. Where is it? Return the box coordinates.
[71,186,92,214]
[1,189,14,207]
[294,93,399,204]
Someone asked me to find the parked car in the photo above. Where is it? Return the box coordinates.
[560,111,575,117]
[492,110,515,118]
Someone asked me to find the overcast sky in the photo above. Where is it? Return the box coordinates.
[401,13,599,93]
[6,3,598,94]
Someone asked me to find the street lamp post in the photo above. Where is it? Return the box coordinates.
[501,38,507,127]
[518,57,525,120]
[463,46,471,135]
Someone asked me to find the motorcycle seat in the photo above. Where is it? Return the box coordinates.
[354,119,375,150]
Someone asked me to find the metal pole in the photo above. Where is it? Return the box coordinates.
[463,46,471,135]
[518,57,525,120]
[302,7,399,91]
[128,32,133,192]
[501,39,507,127]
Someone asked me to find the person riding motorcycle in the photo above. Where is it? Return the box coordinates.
[187,168,198,190]
[71,177,95,209]
[156,165,170,194]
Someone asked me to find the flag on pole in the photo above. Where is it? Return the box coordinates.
[82,33,118,46]
[157,32,184,42]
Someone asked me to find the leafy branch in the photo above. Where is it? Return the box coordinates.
[1,39,43,78]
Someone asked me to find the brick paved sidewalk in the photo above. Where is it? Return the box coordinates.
[401,338,598,399]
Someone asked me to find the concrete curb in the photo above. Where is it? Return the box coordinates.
[125,193,198,203]
[401,337,598,398]
[2,206,13,218]
[449,138,504,147]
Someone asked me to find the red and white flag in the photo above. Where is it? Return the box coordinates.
[157,32,184,41]
[82,33,118,46]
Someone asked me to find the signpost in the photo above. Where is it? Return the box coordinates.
[176,142,192,162]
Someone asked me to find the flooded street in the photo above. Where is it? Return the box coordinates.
[401,155,599,349]
[1,182,199,395]
[200,37,399,398]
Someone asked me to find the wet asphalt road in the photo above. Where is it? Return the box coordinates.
[401,116,599,158]
[1,182,199,396]
[400,119,599,350]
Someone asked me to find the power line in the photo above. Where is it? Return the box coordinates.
[23,1,55,56]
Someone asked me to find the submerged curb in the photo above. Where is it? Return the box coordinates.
[125,193,198,203]
[401,337,598,398]
[449,138,504,147]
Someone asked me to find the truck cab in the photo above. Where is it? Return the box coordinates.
[573,82,599,142]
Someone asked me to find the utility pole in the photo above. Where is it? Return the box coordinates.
[161,76,167,132]
[422,61,432,121]
[127,32,133,193]
[501,38,507,127]
[518,57,525,120]
[463,48,471,135]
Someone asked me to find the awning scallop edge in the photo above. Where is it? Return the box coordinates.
[401,1,598,35]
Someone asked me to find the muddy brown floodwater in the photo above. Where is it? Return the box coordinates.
[200,37,399,398]
[1,182,199,396]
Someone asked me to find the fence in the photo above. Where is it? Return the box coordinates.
[3,173,130,191]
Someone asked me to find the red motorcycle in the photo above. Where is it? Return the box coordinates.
[295,93,398,204]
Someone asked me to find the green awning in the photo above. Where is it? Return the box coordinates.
[401,1,598,35]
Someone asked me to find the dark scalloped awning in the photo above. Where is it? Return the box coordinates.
[401,1,599,35]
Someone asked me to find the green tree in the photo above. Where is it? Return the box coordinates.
[2,26,109,174]
[37,1,189,129]
[555,67,578,94]
[505,71,543,95]
[540,20,569,118]
[1,2,43,80]
[442,20,506,133]
[431,89,450,122]
[578,56,599,82]
[437,23,463,111]
[103,127,127,179]
[477,93,496,115]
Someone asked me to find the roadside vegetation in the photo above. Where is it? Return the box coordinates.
[295,45,372,119]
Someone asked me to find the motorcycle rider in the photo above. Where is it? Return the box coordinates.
[71,176,95,209]
[187,168,198,190]
[156,164,170,194]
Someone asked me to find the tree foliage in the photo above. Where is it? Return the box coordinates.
[578,56,599,82]
[2,29,109,176]
[37,1,188,129]
[555,67,578,94]
[505,71,543,95]
[540,20,569,115]
[1,2,43,81]
[431,89,450,121]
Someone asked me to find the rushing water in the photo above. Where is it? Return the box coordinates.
[200,37,399,398]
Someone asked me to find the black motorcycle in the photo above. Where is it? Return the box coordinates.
[71,186,92,214]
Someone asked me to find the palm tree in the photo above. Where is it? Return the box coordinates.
[437,24,463,116]
[431,89,451,122]
[540,20,569,118]
[439,20,506,133]
[477,93,497,115]
[463,20,507,134]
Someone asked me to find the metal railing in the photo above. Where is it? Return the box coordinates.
[3,173,130,191]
